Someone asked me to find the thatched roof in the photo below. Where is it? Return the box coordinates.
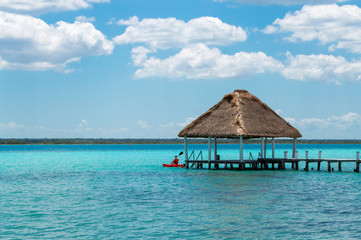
[178,89,302,139]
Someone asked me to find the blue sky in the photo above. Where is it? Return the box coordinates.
[0,0,361,139]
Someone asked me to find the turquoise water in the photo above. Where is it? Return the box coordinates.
[1,144,361,239]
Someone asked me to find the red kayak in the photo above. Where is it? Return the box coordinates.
[162,164,185,168]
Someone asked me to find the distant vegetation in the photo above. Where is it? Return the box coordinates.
[0,138,360,145]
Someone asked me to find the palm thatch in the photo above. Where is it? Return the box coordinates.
[178,89,302,139]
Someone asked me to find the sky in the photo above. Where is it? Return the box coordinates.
[0,0,361,139]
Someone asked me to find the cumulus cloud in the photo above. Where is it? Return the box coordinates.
[132,44,282,79]
[281,112,361,138]
[112,15,361,83]
[264,4,361,54]
[214,0,349,5]
[294,113,361,130]
[113,16,247,50]
[281,52,361,83]
[0,0,109,14]
[131,44,361,82]
[0,11,114,71]
[75,15,96,22]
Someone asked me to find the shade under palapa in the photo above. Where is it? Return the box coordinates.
[178,89,302,139]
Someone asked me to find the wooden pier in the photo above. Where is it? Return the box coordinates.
[177,90,360,173]
[186,155,361,172]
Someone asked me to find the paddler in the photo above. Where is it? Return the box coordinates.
[170,156,179,165]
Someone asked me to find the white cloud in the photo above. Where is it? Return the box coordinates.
[78,119,89,128]
[113,16,247,50]
[113,14,361,83]
[0,121,128,138]
[0,0,109,14]
[159,117,196,129]
[214,0,349,5]
[285,117,297,125]
[281,52,361,83]
[0,11,114,71]
[130,45,361,83]
[137,120,151,129]
[265,4,361,54]
[288,113,361,130]
[159,121,175,129]
[0,121,25,130]
[177,117,196,127]
[275,109,283,115]
[132,44,282,79]
[75,15,96,22]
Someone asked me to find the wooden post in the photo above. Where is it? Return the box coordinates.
[208,137,212,169]
[264,137,267,159]
[328,161,331,172]
[214,137,218,169]
[284,151,288,159]
[305,151,309,171]
[293,151,298,169]
[355,151,360,172]
[338,162,342,171]
[260,138,264,159]
[272,138,275,159]
[184,136,189,169]
[240,136,244,162]
[292,138,297,158]
[214,137,217,160]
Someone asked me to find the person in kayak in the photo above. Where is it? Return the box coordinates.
[170,156,179,165]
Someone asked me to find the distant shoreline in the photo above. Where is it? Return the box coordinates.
[0,138,361,145]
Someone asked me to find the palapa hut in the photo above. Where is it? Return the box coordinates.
[178,89,302,166]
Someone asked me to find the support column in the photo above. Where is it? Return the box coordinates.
[208,137,212,169]
[214,137,219,169]
[184,136,189,169]
[260,138,264,159]
[355,151,360,172]
[264,137,267,158]
[272,138,275,159]
[214,137,217,160]
[292,138,297,158]
[239,136,244,162]
[305,151,309,171]
[208,137,212,161]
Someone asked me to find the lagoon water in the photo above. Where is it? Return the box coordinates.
[1,144,361,239]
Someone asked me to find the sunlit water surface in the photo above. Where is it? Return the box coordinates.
[1,144,361,239]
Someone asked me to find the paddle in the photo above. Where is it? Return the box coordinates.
[177,151,186,166]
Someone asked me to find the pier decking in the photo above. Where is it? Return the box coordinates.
[186,156,361,172]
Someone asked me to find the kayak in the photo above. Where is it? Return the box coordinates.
[162,164,185,168]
